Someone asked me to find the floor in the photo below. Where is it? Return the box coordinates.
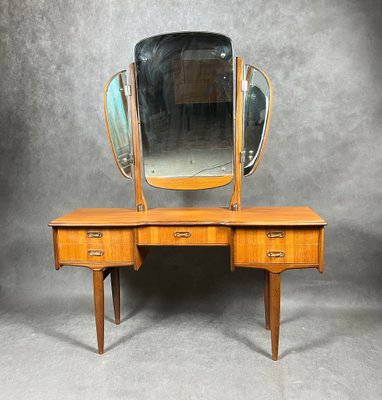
[1,253,381,400]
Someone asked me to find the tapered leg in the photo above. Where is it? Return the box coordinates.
[111,268,120,325]
[93,270,104,354]
[264,270,270,330]
[269,272,281,361]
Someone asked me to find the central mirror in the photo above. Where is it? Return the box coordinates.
[135,32,234,189]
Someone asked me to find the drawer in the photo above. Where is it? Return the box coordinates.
[58,243,134,263]
[234,227,320,264]
[137,226,230,245]
[234,227,319,246]
[57,228,133,244]
[234,244,319,264]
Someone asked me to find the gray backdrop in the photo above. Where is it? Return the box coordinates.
[1,1,381,399]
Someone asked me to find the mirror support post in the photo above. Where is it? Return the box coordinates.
[129,63,148,211]
[229,57,244,211]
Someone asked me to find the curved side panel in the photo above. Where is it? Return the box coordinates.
[104,70,133,179]
[243,65,273,177]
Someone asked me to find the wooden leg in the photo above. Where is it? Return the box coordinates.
[269,272,281,361]
[93,270,104,354]
[264,270,270,330]
[111,268,120,325]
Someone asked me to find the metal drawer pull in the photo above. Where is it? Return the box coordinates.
[267,251,285,258]
[174,231,191,238]
[87,231,103,238]
[267,231,285,239]
[88,250,104,256]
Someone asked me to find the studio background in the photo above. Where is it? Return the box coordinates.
[1,1,381,399]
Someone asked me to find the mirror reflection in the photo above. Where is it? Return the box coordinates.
[135,32,234,182]
[105,71,132,178]
[243,65,271,176]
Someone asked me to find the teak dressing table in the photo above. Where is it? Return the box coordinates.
[49,32,326,360]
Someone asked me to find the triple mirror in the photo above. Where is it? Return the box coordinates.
[104,32,272,191]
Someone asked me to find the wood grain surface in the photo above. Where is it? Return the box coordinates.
[49,207,326,227]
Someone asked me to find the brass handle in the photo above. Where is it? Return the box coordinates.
[174,231,191,238]
[267,251,285,258]
[267,231,285,239]
[88,249,104,256]
[87,231,103,238]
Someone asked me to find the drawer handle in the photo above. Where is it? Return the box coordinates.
[87,231,103,238]
[267,251,285,258]
[88,249,104,256]
[174,231,191,238]
[267,231,285,239]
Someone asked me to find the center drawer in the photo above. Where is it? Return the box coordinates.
[137,226,231,246]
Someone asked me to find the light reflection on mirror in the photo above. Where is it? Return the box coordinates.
[135,32,234,183]
[243,65,271,176]
[105,71,132,178]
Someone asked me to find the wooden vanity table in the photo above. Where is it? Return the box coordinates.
[49,32,326,360]
[49,207,325,360]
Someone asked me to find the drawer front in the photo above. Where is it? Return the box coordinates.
[234,244,319,264]
[235,227,319,246]
[234,227,320,264]
[137,226,230,245]
[57,228,133,244]
[58,243,134,263]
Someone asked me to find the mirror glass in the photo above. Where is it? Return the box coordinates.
[135,32,234,183]
[105,71,133,178]
[243,65,271,176]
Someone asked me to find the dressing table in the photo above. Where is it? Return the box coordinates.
[49,32,326,360]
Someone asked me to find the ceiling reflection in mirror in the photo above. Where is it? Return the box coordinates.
[243,65,271,176]
[135,32,234,182]
[105,71,133,178]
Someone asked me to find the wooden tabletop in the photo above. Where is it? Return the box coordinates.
[49,207,326,227]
